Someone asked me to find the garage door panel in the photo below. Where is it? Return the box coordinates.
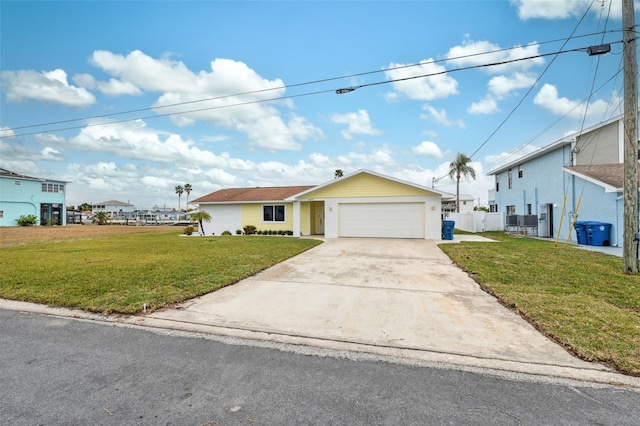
[339,203,424,238]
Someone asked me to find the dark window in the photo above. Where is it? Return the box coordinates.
[527,203,532,214]
[518,165,523,178]
[508,169,513,189]
[506,205,515,215]
[495,174,499,192]
[263,205,285,222]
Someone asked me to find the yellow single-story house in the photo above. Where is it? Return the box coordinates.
[191,169,449,239]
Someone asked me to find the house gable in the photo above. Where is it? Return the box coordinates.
[291,170,439,200]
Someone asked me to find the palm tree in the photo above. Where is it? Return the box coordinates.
[184,183,192,210]
[190,210,212,235]
[334,169,344,179]
[448,153,476,213]
[175,185,184,217]
[91,211,109,225]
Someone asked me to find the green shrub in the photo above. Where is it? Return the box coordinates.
[221,230,232,236]
[236,229,243,235]
[243,225,257,235]
[183,225,195,235]
[16,215,37,226]
[286,230,293,236]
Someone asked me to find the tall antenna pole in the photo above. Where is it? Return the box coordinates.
[622,0,638,274]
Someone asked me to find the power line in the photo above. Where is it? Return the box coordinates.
[1,44,611,140]
[436,68,623,189]
[433,0,607,183]
[0,28,630,134]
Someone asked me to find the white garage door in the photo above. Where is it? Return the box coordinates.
[339,203,425,238]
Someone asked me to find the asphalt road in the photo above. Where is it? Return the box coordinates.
[1,309,639,425]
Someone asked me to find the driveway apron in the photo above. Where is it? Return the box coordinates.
[148,238,604,372]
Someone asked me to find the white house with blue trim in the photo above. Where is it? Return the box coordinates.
[0,168,68,226]
[488,114,637,247]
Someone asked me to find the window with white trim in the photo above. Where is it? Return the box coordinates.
[263,205,285,222]
[41,183,64,193]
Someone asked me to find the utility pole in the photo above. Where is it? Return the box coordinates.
[622,0,638,274]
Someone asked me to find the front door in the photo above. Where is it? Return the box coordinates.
[538,203,554,238]
[316,203,325,234]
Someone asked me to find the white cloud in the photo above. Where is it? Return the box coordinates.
[511,0,622,21]
[330,110,381,140]
[446,37,544,74]
[488,72,537,98]
[533,84,620,119]
[412,141,444,158]
[64,119,258,170]
[484,145,541,172]
[40,147,65,161]
[1,69,96,107]
[467,97,500,115]
[422,129,438,138]
[97,78,143,96]
[199,135,230,143]
[72,73,96,89]
[372,150,396,166]
[0,127,15,139]
[384,59,458,101]
[89,50,322,151]
[0,139,65,162]
[468,72,536,115]
[420,105,465,128]
[309,152,331,167]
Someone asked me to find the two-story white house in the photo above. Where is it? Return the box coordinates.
[488,114,637,247]
[0,168,68,226]
[92,200,135,219]
[442,194,475,215]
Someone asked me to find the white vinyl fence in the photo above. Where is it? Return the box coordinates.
[445,212,504,233]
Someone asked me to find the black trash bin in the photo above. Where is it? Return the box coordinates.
[442,220,455,240]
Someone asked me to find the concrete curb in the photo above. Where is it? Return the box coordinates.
[2,298,639,390]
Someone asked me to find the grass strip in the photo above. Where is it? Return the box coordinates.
[0,231,321,315]
[439,232,640,376]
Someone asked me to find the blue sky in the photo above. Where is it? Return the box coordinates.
[0,0,634,210]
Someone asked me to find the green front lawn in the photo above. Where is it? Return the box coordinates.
[439,232,640,375]
[0,232,321,315]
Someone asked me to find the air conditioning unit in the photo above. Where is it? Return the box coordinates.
[519,215,538,227]
[506,215,518,226]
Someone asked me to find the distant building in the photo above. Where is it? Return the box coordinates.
[0,168,67,226]
[442,194,475,214]
[92,200,135,218]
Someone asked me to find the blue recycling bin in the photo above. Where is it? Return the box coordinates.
[587,222,612,246]
[442,220,455,240]
[573,221,588,245]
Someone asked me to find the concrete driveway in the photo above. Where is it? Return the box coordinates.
[143,238,613,379]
